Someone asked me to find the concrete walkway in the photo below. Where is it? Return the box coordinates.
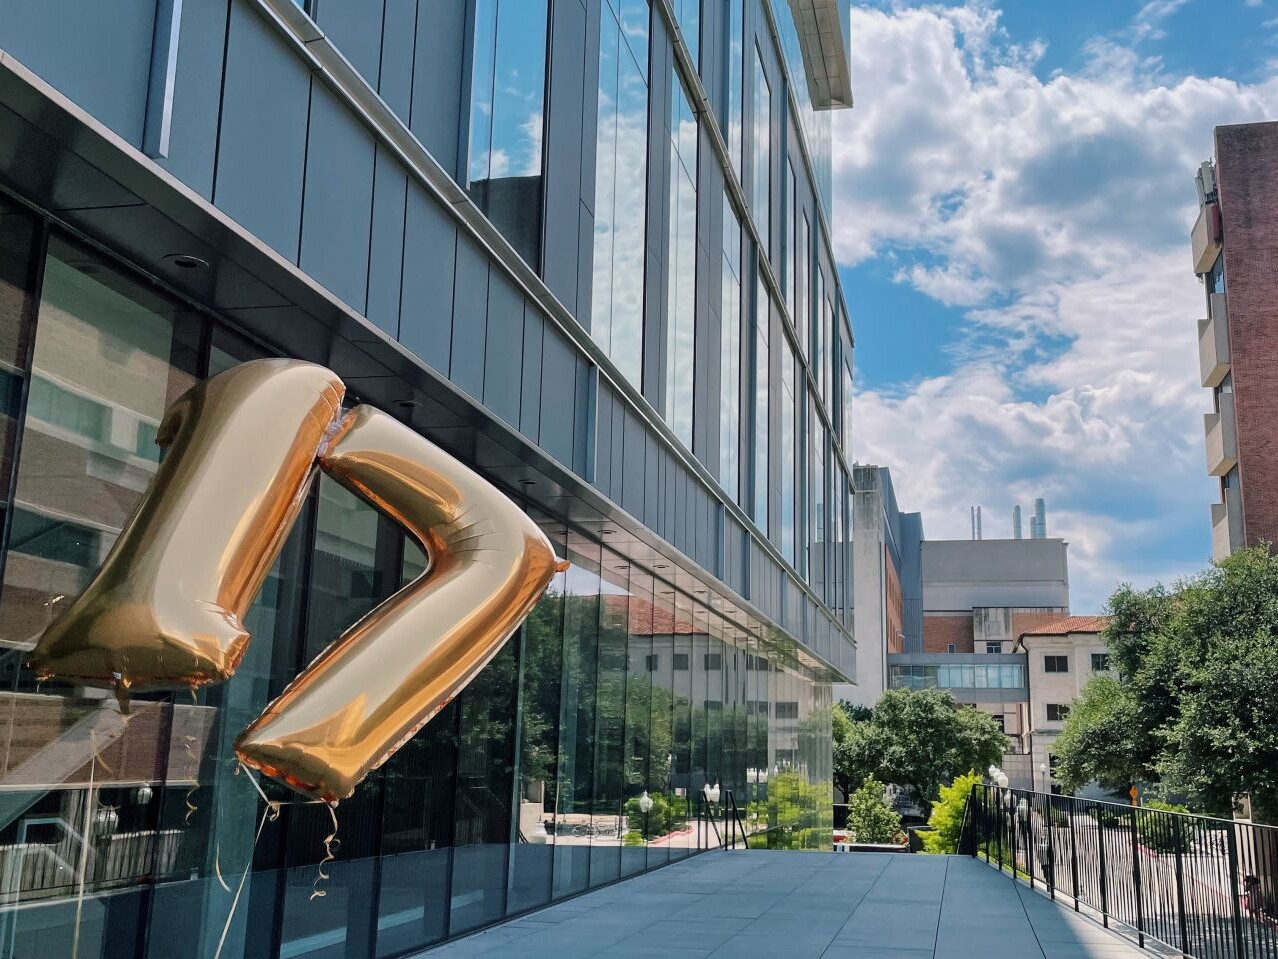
[422,850,1155,958]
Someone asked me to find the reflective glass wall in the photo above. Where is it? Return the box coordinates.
[0,213,832,959]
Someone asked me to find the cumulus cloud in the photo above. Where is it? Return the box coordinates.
[835,3,1278,609]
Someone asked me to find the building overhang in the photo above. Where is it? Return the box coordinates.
[0,48,851,684]
[786,0,854,109]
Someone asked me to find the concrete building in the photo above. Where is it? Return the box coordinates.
[886,536,1070,787]
[1191,122,1278,559]
[0,0,854,955]
[1014,616,1112,793]
[841,465,923,709]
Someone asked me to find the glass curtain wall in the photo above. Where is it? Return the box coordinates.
[591,0,650,388]
[665,77,698,449]
[0,217,833,959]
[466,0,550,268]
[719,194,742,503]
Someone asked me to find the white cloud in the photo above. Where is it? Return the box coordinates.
[835,3,1278,609]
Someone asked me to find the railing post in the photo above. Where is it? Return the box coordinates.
[1227,819,1247,959]
[1173,815,1190,957]
[1131,805,1145,948]
[1098,812,1110,928]
[1069,797,1080,911]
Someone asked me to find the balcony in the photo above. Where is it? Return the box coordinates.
[1197,293,1230,387]
[1211,489,1243,561]
[1204,394,1237,477]
[1191,201,1223,275]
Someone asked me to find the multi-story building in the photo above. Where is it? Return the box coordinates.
[1191,122,1278,559]
[888,535,1070,787]
[0,1,854,955]
[1014,616,1112,793]
[839,465,923,709]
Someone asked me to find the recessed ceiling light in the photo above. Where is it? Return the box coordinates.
[163,253,209,271]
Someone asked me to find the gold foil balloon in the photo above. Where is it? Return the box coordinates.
[29,358,559,803]
[28,360,345,691]
[235,405,558,802]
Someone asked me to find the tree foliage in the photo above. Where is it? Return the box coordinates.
[922,770,981,854]
[1052,675,1153,794]
[846,776,903,845]
[833,688,1006,816]
[1057,547,1278,820]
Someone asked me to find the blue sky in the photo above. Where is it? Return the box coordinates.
[833,0,1278,610]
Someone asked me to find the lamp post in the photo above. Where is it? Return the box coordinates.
[639,790,653,841]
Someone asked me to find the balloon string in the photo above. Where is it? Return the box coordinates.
[310,803,340,901]
[72,730,97,959]
[184,689,199,825]
[212,793,279,959]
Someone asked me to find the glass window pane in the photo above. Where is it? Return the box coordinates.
[466,0,549,266]
[588,552,629,886]
[447,640,519,935]
[0,236,200,648]
[753,271,769,529]
[620,571,652,876]
[592,1,649,386]
[665,77,697,448]
[279,477,391,959]
[726,0,743,178]
[751,48,771,255]
[506,525,567,914]
[552,541,602,899]
[719,194,742,503]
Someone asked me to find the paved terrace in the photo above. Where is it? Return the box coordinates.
[422,850,1154,959]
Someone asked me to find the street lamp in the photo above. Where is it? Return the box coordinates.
[707,782,721,804]
[639,790,653,841]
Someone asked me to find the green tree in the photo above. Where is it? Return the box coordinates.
[862,688,1006,816]
[922,770,981,854]
[1079,547,1278,820]
[845,776,903,844]
[1052,675,1153,794]
[832,700,876,799]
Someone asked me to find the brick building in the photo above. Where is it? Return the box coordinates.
[1192,122,1278,558]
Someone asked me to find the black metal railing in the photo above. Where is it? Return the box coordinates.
[695,790,750,851]
[960,784,1278,958]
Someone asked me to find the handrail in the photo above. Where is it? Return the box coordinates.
[965,782,1278,959]
[723,790,749,850]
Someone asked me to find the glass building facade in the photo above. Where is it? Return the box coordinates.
[0,0,854,955]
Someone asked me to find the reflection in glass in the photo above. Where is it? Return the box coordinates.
[448,641,518,935]
[0,238,199,651]
[507,529,566,914]
[726,0,743,178]
[665,77,698,449]
[621,571,651,876]
[0,203,36,553]
[592,0,650,387]
[779,343,797,564]
[672,0,699,66]
[719,195,743,504]
[751,48,771,257]
[588,556,628,886]
[753,272,769,531]
[551,543,601,899]
[466,0,550,267]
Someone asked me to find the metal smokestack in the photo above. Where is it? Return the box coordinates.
[1032,498,1046,539]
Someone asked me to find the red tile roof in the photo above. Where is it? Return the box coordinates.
[602,593,702,635]
[1017,615,1110,640]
